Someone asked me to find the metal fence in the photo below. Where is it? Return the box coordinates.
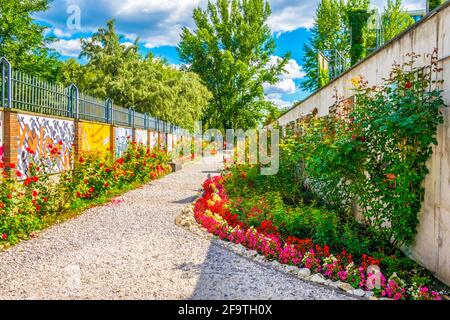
[0,56,185,134]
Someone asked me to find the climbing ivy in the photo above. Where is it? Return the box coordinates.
[293,50,446,250]
[347,8,371,65]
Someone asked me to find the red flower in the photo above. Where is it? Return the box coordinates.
[9,163,16,169]
[76,191,81,198]
[32,190,38,197]
[32,176,39,183]
[89,187,94,193]
[58,141,63,146]
[35,205,41,211]
[16,170,22,177]
[79,157,85,164]
[405,81,412,89]
[26,147,35,154]
[116,158,124,165]
[104,183,109,188]
[359,136,366,142]
[7,194,12,199]
[43,197,48,202]
[24,177,32,186]
[1,234,7,240]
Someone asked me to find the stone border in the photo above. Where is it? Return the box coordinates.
[176,201,379,300]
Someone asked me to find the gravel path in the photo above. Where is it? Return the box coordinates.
[0,156,353,300]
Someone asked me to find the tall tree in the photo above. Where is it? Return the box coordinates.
[382,0,415,42]
[346,0,371,65]
[61,20,211,131]
[301,0,349,92]
[428,0,444,12]
[178,0,288,130]
[0,0,60,81]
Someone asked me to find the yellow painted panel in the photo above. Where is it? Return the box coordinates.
[81,122,110,152]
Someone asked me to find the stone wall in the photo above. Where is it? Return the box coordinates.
[275,3,450,285]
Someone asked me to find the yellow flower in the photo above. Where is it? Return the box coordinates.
[351,76,361,88]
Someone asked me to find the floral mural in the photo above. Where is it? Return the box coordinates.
[150,131,158,150]
[135,129,148,146]
[17,114,74,175]
[115,127,132,157]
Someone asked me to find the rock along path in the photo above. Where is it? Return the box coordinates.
[0,156,353,300]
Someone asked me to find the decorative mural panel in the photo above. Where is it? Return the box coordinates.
[115,127,132,157]
[167,134,173,152]
[0,111,3,161]
[150,131,158,150]
[135,129,148,146]
[17,114,74,175]
[81,122,110,153]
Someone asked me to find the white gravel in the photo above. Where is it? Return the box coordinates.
[0,156,353,300]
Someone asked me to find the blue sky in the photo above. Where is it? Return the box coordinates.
[36,0,426,109]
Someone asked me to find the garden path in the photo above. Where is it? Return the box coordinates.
[0,156,353,300]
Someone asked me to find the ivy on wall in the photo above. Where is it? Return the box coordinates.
[292,50,446,250]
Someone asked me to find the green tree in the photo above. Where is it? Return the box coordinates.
[0,0,61,81]
[346,0,371,65]
[301,0,349,92]
[61,20,211,131]
[428,0,444,11]
[178,0,288,130]
[382,0,415,42]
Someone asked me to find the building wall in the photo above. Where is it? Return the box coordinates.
[17,113,74,175]
[275,4,450,285]
[81,122,110,153]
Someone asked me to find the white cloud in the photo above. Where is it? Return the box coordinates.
[39,0,425,49]
[121,41,135,48]
[265,93,292,109]
[268,2,316,33]
[48,38,83,57]
[53,28,72,38]
[264,55,304,95]
[267,56,305,80]
[264,79,296,95]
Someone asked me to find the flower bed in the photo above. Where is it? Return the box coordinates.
[1,142,172,246]
[194,175,442,300]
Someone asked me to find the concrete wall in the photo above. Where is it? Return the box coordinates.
[275,3,450,285]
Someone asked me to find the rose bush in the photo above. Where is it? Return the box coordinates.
[194,175,443,300]
[0,142,171,246]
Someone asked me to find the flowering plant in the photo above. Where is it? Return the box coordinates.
[194,175,443,300]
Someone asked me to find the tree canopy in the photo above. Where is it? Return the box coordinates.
[59,20,212,131]
[382,0,415,42]
[301,0,414,92]
[178,0,289,130]
[0,0,61,81]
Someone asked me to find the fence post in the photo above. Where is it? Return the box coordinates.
[1,57,17,176]
[0,57,12,108]
[131,108,137,143]
[68,84,79,119]
[105,99,113,124]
